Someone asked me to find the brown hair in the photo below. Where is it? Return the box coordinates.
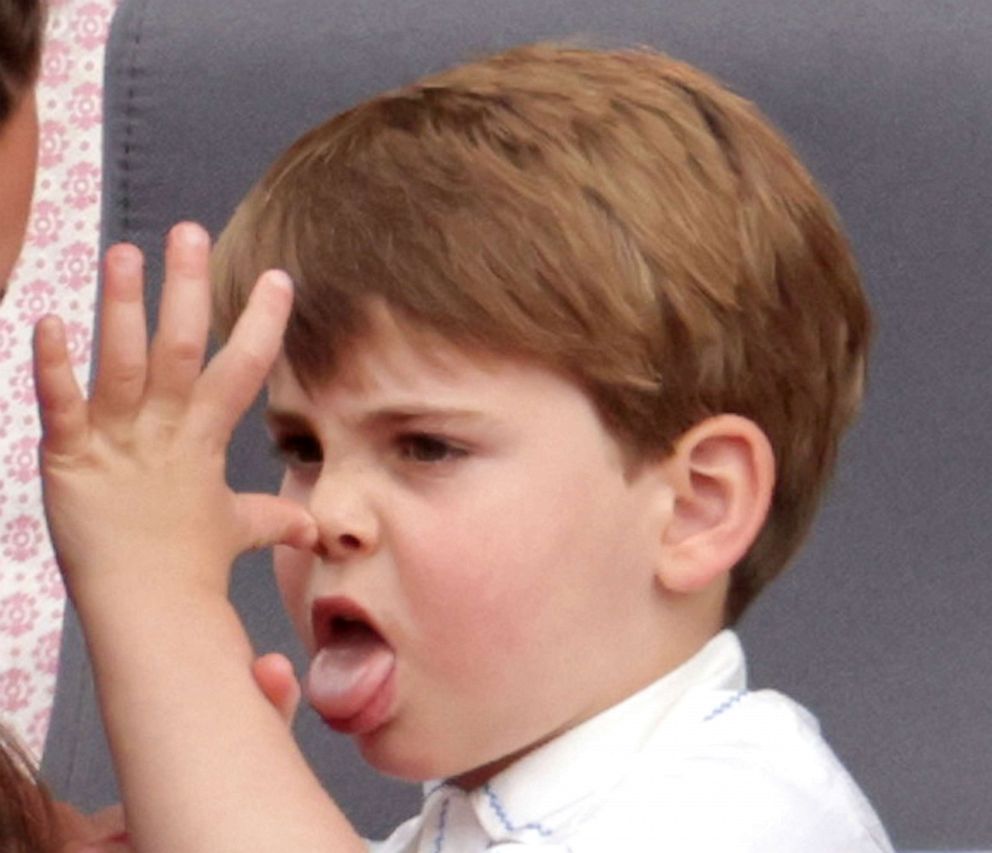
[0,724,57,852]
[212,43,869,623]
[0,0,44,125]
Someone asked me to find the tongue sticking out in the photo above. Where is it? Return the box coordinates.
[305,620,395,722]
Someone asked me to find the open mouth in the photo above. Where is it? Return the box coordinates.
[327,615,386,658]
[306,597,396,732]
[312,598,386,649]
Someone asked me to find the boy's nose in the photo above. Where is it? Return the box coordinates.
[307,468,381,562]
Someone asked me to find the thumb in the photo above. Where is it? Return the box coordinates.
[236,494,317,551]
[253,652,301,727]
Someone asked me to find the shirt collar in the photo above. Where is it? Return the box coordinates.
[423,630,747,845]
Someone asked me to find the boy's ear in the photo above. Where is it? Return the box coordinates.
[655,415,774,594]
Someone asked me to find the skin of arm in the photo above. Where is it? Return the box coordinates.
[33,222,365,853]
[48,656,300,853]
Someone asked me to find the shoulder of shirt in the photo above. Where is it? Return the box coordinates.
[562,688,894,852]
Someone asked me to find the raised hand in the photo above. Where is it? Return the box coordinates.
[34,222,315,609]
[29,225,359,853]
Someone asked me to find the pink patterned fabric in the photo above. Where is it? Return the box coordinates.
[0,0,116,761]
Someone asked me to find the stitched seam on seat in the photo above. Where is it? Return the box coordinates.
[119,0,151,238]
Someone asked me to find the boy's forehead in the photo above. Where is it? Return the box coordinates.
[269,300,510,406]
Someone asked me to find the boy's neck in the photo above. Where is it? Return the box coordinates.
[450,589,728,792]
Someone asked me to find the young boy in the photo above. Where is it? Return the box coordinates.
[34,43,893,851]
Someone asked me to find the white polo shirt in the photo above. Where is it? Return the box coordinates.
[369,631,893,852]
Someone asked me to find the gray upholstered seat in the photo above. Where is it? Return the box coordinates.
[42,2,992,849]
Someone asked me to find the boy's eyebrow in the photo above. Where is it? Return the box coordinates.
[361,405,488,427]
[264,408,314,433]
[264,405,488,432]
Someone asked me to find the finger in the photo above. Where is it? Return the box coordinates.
[253,652,301,726]
[34,315,89,457]
[85,804,127,841]
[52,802,130,852]
[192,269,293,441]
[145,223,212,410]
[91,244,148,421]
[236,492,317,552]
[53,800,97,846]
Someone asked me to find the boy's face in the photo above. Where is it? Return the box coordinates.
[267,303,682,786]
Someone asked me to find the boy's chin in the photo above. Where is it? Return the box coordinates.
[352,727,446,783]
[353,724,542,790]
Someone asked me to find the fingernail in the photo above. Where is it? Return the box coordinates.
[266,269,293,291]
[35,314,64,342]
[172,222,208,247]
[108,243,142,271]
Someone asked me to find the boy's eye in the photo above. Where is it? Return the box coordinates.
[271,434,322,467]
[396,433,466,464]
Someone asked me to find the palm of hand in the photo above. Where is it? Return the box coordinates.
[33,223,315,607]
